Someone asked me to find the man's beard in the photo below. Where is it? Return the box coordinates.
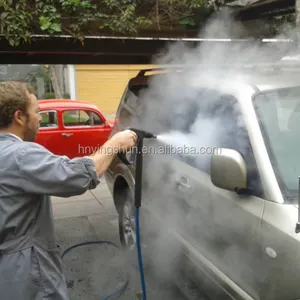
[23,130,36,142]
[23,119,37,142]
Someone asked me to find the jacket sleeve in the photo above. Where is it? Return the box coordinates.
[15,142,100,197]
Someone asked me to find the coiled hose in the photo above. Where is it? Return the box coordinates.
[60,190,147,300]
[61,240,130,300]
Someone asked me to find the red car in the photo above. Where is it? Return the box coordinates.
[35,99,114,158]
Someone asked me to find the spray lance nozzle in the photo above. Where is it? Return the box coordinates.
[117,128,157,166]
[127,127,157,140]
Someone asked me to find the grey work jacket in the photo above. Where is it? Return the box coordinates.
[0,133,100,300]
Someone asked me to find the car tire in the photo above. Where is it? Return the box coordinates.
[118,188,136,250]
[117,187,183,285]
[118,188,146,267]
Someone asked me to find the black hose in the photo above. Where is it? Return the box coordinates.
[61,240,130,300]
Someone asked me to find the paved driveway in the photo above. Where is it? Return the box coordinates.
[52,178,196,300]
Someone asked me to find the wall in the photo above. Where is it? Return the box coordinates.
[76,64,155,116]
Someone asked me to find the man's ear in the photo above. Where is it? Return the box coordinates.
[13,110,27,126]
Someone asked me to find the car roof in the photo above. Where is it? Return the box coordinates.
[129,64,300,93]
[38,99,99,110]
[244,73,300,92]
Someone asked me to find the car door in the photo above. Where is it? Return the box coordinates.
[259,201,300,300]
[254,92,300,300]
[171,159,264,299]
[35,109,63,155]
[59,108,111,158]
[159,91,265,299]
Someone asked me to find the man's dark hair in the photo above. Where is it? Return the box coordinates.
[0,81,36,128]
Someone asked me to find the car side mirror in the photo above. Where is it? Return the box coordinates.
[210,148,248,194]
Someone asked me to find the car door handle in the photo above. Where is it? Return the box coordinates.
[62,133,73,137]
[175,176,191,189]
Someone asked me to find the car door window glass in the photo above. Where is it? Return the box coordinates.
[91,111,104,125]
[118,107,134,129]
[39,111,58,128]
[253,87,300,201]
[124,84,148,116]
[63,110,103,127]
[63,110,85,127]
[117,85,147,129]
[183,89,263,197]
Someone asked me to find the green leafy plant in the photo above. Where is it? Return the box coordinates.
[0,0,215,46]
[0,0,292,46]
[43,92,56,99]
[63,92,71,99]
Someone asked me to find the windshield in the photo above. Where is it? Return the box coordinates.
[253,86,300,202]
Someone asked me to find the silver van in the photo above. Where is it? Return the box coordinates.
[104,64,300,300]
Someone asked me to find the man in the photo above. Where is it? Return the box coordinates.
[0,81,137,300]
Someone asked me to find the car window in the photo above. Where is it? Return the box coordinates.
[183,89,263,197]
[123,84,148,116]
[63,110,103,127]
[92,111,104,125]
[124,85,147,106]
[116,84,148,129]
[39,111,58,128]
[118,107,134,128]
[253,86,300,202]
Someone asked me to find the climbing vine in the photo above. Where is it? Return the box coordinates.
[0,0,218,46]
[0,0,291,46]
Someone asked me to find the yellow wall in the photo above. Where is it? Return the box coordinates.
[76,65,156,115]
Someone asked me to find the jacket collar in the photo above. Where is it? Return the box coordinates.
[0,132,23,142]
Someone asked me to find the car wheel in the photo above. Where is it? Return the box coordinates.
[117,188,182,283]
[118,188,152,269]
[119,189,136,251]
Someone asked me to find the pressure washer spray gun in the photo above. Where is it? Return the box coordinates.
[118,128,157,300]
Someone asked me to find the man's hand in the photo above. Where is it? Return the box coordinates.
[110,129,138,153]
[89,129,137,177]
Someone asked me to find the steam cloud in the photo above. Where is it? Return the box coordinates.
[123,9,299,299]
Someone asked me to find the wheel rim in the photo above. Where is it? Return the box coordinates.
[122,201,136,250]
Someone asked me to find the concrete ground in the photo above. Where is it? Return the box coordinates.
[52,177,195,300]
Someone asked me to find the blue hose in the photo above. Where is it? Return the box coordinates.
[135,207,147,300]
[60,208,147,300]
[61,240,130,300]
